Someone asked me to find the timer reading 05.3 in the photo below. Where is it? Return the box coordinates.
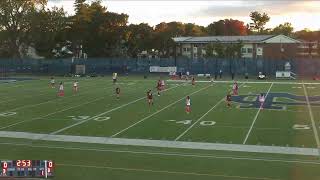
[16,160,32,167]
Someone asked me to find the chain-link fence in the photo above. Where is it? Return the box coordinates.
[0,58,319,77]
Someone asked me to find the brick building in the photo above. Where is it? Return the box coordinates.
[173,35,301,60]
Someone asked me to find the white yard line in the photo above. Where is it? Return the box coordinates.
[302,83,320,156]
[111,86,210,137]
[175,83,246,141]
[243,83,274,144]
[50,85,181,135]
[175,98,224,141]
[0,131,318,156]
[56,163,278,180]
[0,96,106,130]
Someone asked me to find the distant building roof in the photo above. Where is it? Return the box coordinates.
[173,35,301,44]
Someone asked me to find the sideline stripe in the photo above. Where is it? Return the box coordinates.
[111,85,210,137]
[0,131,317,156]
[50,85,181,135]
[243,83,274,144]
[303,83,320,156]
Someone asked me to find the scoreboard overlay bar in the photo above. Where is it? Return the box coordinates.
[1,160,54,178]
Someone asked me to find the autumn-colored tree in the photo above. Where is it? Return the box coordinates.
[294,29,320,41]
[206,19,247,36]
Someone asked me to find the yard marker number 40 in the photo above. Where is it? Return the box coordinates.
[169,120,216,126]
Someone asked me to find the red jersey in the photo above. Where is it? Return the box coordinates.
[157,81,161,88]
[233,83,238,90]
[147,92,153,99]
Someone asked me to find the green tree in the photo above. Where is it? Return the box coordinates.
[126,23,154,57]
[207,20,225,35]
[234,40,244,58]
[74,0,86,14]
[205,43,225,58]
[70,0,129,57]
[213,43,225,58]
[0,0,47,58]
[249,11,270,33]
[184,23,206,36]
[205,41,243,59]
[153,22,185,57]
[205,43,215,58]
[28,7,67,57]
[272,22,294,36]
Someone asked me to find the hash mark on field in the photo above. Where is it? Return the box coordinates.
[243,83,274,144]
[50,85,181,135]
[307,87,316,89]
[175,83,246,141]
[166,120,177,122]
[303,83,320,156]
[110,85,210,137]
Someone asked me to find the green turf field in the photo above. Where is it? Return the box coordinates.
[0,76,320,180]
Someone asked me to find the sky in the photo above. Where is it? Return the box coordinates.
[47,0,320,31]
